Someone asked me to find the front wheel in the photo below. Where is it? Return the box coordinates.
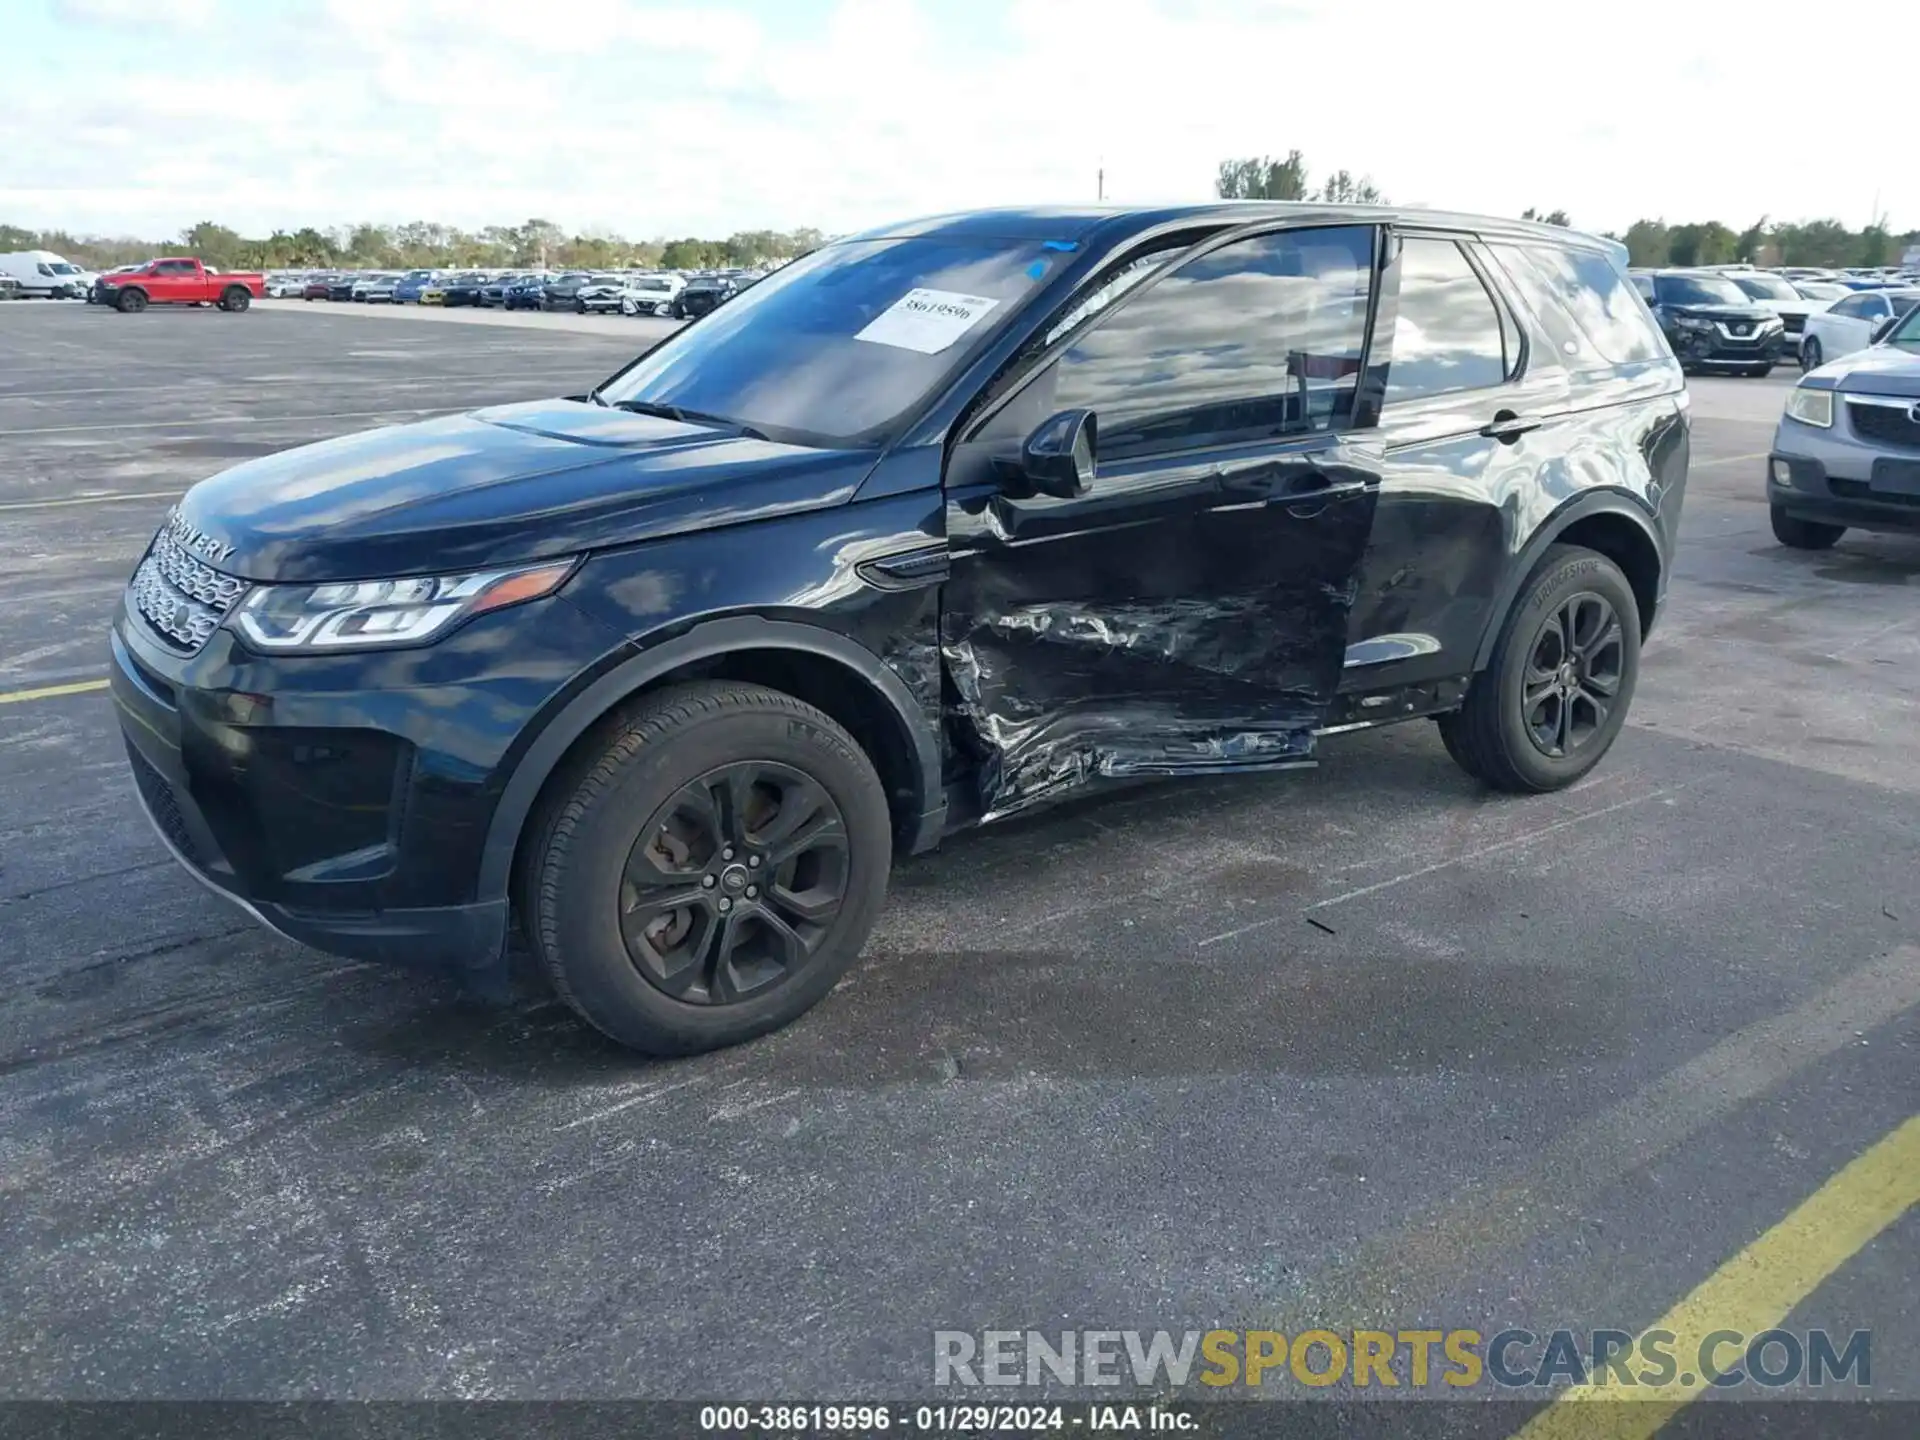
[1801,337,1823,371]
[522,682,893,1055]
[1745,363,1771,378]
[1770,505,1844,550]
[116,288,148,313]
[1437,545,1640,793]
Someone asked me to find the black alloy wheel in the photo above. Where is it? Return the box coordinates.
[1437,544,1639,793]
[1801,336,1823,370]
[1519,591,1623,760]
[621,761,849,1005]
[524,681,892,1055]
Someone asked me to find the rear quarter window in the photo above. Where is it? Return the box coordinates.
[1493,244,1669,371]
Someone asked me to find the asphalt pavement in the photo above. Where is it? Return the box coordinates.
[0,301,1913,1424]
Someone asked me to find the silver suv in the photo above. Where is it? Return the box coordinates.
[1768,304,1920,548]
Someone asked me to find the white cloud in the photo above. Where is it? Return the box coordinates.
[5,0,1915,240]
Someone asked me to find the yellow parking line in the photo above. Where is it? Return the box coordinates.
[1514,1112,1920,1440]
[0,677,109,705]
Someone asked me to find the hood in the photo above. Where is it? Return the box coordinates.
[1805,345,1920,397]
[172,400,879,583]
[1666,302,1776,324]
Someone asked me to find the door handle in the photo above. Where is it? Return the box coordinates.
[1481,410,1544,443]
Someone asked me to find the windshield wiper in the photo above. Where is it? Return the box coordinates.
[612,399,767,441]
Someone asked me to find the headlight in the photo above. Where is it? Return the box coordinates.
[1784,386,1833,428]
[1673,316,1714,331]
[230,558,576,653]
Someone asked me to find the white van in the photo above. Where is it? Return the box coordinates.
[0,250,92,298]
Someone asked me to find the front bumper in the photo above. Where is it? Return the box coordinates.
[1672,326,1786,366]
[1768,409,1920,532]
[109,590,631,983]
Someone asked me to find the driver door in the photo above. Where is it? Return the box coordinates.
[942,225,1386,821]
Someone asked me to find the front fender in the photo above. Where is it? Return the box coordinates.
[474,615,945,903]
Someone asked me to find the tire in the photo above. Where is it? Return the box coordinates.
[220,286,250,312]
[1436,545,1640,794]
[574,298,588,313]
[116,288,147,313]
[1746,363,1771,378]
[523,682,892,1055]
[1801,336,1823,371]
[1770,504,1844,550]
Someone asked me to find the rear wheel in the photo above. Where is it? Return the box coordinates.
[1770,504,1844,550]
[1801,336,1823,371]
[116,288,147,313]
[523,683,892,1055]
[1437,545,1639,793]
[220,286,250,312]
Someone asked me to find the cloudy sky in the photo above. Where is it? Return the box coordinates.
[6,0,1912,242]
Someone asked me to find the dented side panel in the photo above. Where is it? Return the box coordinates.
[941,442,1380,821]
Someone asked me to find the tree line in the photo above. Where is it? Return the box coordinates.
[10,187,1917,276]
[1215,154,1916,270]
[0,219,828,272]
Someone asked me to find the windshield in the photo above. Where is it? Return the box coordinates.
[594,236,1058,446]
[1731,274,1799,302]
[50,262,81,275]
[1886,303,1920,351]
[1656,274,1752,307]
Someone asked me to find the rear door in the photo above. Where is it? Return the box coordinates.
[1341,231,1566,691]
[941,224,1386,820]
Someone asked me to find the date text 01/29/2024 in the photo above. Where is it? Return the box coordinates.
[698,1403,1197,1432]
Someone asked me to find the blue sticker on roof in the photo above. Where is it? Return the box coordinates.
[1042,240,1078,252]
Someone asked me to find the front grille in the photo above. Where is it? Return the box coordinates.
[1848,402,1920,451]
[128,528,246,653]
[127,742,204,864]
[1782,313,1807,334]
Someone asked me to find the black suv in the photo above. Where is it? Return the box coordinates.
[111,205,1689,1055]
[1631,268,1785,377]
[672,272,747,318]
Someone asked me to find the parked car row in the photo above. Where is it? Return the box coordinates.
[277,265,764,318]
[1628,263,1920,377]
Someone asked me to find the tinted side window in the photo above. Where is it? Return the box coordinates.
[1383,238,1507,401]
[1047,225,1376,459]
[1502,245,1668,366]
[1827,295,1868,319]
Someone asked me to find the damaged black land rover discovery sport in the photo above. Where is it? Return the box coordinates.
[111,204,1689,1055]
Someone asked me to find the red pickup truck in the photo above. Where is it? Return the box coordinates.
[96,257,265,313]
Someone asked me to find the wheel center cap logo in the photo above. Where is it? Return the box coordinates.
[720,865,749,894]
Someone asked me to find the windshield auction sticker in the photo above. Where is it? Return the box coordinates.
[855,288,1000,353]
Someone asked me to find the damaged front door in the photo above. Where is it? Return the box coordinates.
[942,224,1385,821]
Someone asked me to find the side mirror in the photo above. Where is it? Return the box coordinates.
[1870,317,1897,345]
[1012,409,1097,499]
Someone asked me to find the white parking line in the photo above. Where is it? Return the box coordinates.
[1197,784,1682,948]
[0,489,183,512]
[0,407,450,437]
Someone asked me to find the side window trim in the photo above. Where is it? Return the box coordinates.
[960,220,1385,450]
[1461,238,1529,380]
[1376,229,1516,408]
